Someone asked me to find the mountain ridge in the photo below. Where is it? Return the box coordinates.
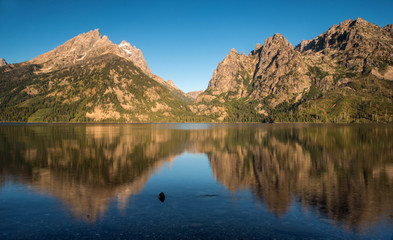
[0,30,204,122]
[1,17,392,123]
[193,17,393,123]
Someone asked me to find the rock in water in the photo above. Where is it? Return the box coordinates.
[158,192,165,202]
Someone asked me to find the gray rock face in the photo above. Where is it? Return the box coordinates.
[0,58,7,66]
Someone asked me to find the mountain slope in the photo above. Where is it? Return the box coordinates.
[0,31,200,122]
[194,17,393,123]
[1,18,392,123]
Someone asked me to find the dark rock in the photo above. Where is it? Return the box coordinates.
[158,192,165,202]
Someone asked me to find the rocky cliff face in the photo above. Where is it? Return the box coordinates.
[197,34,312,107]
[195,17,393,122]
[206,49,253,98]
[118,40,153,77]
[0,58,7,66]
[27,29,158,79]
[250,34,311,106]
[29,29,115,69]
[296,17,393,77]
[1,18,393,123]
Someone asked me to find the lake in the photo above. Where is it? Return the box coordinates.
[0,123,392,239]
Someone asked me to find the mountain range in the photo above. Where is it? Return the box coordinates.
[1,17,393,123]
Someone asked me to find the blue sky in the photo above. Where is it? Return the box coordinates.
[1,0,393,92]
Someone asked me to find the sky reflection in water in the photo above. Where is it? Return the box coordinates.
[0,123,392,239]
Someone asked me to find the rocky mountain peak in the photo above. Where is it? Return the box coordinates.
[258,33,294,61]
[27,29,156,79]
[68,29,106,48]
[250,43,263,56]
[229,48,238,54]
[294,17,393,72]
[251,33,310,105]
[118,40,134,55]
[119,40,129,45]
[295,18,389,53]
[351,17,375,28]
[260,33,293,55]
[272,33,287,41]
[0,58,7,66]
[206,47,252,95]
[86,28,101,38]
[119,40,133,50]
[118,40,153,76]
[28,28,116,69]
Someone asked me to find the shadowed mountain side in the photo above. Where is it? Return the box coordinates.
[0,124,392,228]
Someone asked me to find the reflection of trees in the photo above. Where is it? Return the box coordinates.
[0,125,187,222]
[205,125,393,229]
[0,124,393,228]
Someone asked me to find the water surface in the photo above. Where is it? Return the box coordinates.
[0,123,392,239]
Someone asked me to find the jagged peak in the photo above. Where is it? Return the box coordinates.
[119,40,131,47]
[272,33,285,40]
[65,28,109,46]
[118,40,139,57]
[337,17,380,30]
[263,33,293,49]
[224,48,240,60]
[250,43,263,56]
[82,28,102,38]
[0,57,7,66]
[28,28,117,67]
[295,17,387,53]
[250,34,293,57]
[355,17,366,22]
[229,48,238,54]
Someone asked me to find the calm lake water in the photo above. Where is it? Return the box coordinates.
[0,123,392,239]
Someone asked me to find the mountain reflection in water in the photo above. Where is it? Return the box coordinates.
[0,124,392,230]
